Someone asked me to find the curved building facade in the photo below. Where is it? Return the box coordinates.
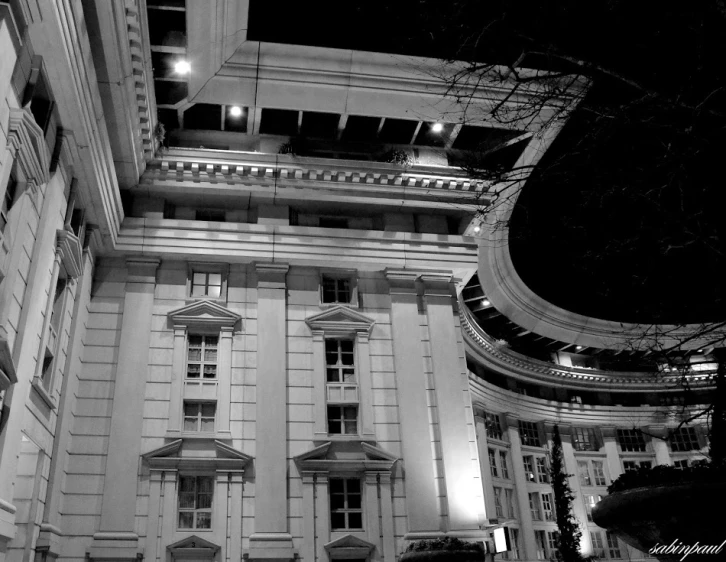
[0,3,710,562]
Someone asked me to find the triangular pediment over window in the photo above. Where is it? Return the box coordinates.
[168,535,220,559]
[142,439,252,471]
[325,534,376,559]
[305,305,374,335]
[294,440,396,472]
[168,299,241,331]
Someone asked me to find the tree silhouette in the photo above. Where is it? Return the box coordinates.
[550,425,583,562]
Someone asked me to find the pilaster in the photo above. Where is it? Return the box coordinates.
[474,413,497,520]
[601,427,623,482]
[90,257,159,561]
[166,325,187,436]
[649,425,672,466]
[384,269,440,535]
[421,272,484,531]
[248,262,294,561]
[364,473,382,561]
[504,414,535,561]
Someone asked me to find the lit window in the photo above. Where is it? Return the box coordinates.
[529,492,542,521]
[607,532,622,559]
[534,530,547,560]
[325,339,358,435]
[191,272,222,298]
[523,456,536,482]
[617,429,646,452]
[494,486,504,517]
[183,402,216,432]
[489,448,499,478]
[519,421,541,447]
[321,275,351,304]
[178,475,213,529]
[329,478,363,529]
[536,457,549,483]
[542,492,554,521]
[590,531,605,558]
[486,412,504,440]
[499,450,509,479]
[572,427,598,451]
[186,335,218,379]
[669,427,699,452]
[592,460,607,485]
[578,461,592,487]
[584,494,602,522]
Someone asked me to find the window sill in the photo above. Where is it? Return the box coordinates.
[31,378,57,410]
[319,302,359,309]
[166,431,232,441]
[314,434,376,443]
[186,296,227,306]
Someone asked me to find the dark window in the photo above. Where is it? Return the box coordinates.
[178,475,213,529]
[260,108,298,136]
[617,429,646,452]
[322,276,351,304]
[196,209,226,222]
[319,217,348,229]
[519,421,541,447]
[329,478,363,530]
[669,427,699,451]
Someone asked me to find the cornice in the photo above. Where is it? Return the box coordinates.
[460,302,715,392]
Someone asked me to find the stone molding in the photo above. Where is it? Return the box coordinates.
[6,107,51,193]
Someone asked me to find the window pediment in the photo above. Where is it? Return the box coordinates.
[7,108,50,191]
[324,534,376,559]
[56,228,83,279]
[294,441,397,473]
[305,305,374,336]
[142,438,252,471]
[167,535,220,559]
[168,300,241,331]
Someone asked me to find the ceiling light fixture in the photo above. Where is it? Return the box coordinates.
[473,225,481,234]
[174,60,191,74]
[432,122,444,133]
[482,299,490,306]
[576,345,583,350]
[229,106,243,118]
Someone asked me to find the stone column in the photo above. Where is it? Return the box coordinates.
[249,263,294,561]
[364,472,382,561]
[300,473,316,562]
[601,427,623,482]
[229,471,244,562]
[217,326,234,438]
[474,414,497,520]
[314,474,330,562]
[379,473,396,562]
[384,269,441,536]
[143,470,165,562]
[166,325,187,435]
[505,415,535,560]
[649,425,672,466]
[90,258,159,561]
[421,272,485,531]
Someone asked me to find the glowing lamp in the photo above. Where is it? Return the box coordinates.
[174,60,191,74]
[229,106,243,117]
[432,122,444,133]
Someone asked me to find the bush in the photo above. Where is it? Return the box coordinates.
[607,462,726,494]
[404,537,484,553]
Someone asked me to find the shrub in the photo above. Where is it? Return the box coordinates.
[404,537,484,553]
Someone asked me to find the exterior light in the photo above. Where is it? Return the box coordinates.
[482,299,490,306]
[229,106,243,118]
[174,60,191,74]
[473,225,481,234]
[576,345,583,350]
[432,122,444,133]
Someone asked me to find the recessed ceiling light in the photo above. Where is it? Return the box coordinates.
[174,60,191,74]
[482,299,490,306]
[432,122,444,133]
[576,345,583,350]
[473,225,481,234]
[229,106,243,117]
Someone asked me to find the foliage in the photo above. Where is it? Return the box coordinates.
[607,462,726,494]
[404,537,484,553]
[549,425,583,562]
[381,148,415,167]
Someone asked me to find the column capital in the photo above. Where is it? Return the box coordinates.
[126,257,160,284]
[255,262,289,288]
[420,271,453,297]
[600,426,617,439]
[384,268,419,294]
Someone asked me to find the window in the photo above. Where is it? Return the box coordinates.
[486,412,504,440]
[196,209,226,222]
[607,532,622,559]
[191,272,222,298]
[505,488,516,518]
[584,494,602,522]
[320,217,349,229]
[590,532,606,558]
[536,457,549,483]
[1,171,18,233]
[578,461,592,487]
[510,529,520,559]
[529,492,542,520]
[541,492,554,521]
[494,486,504,517]
[623,460,652,473]
[617,429,646,452]
[499,451,509,479]
[674,459,689,469]
[326,339,358,435]
[523,456,536,482]
[40,352,54,390]
[187,335,218,378]
[322,275,351,304]
[548,531,561,560]
[330,478,363,530]
[534,531,547,560]
[489,449,499,478]
[573,427,598,451]
[669,427,699,452]
[592,461,607,486]
[519,421,541,447]
[183,402,215,432]
[178,475,213,529]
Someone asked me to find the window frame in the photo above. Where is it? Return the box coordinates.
[177,474,214,531]
[669,427,700,452]
[590,531,606,558]
[541,492,555,521]
[183,401,216,433]
[485,412,504,441]
[519,421,541,447]
[186,334,219,380]
[320,271,358,307]
[572,427,599,451]
[329,477,364,531]
[325,338,359,435]
[187,262,229,302]
[617,429,647,452]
